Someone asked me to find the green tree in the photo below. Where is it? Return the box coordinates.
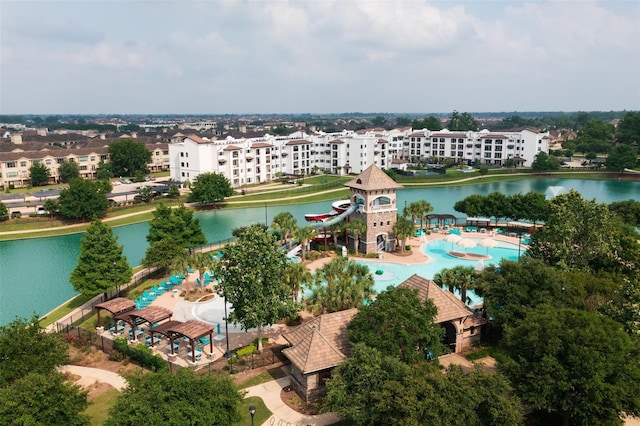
[453,194,486,217]
[70,220,132,299]
[0,372,89,426]
[520,191,549,224]
[609,200,640,227]
[57,159,80,182]
[616,111,640,145]
[346,217,367,256]
[42,198,60,217]
[599,276,640,335]
[187,172,234,206]
[283,260,312,302]
[0,316,69,386]
[137,185,153,203]
[292,225,316,261]
[0,202,8,221]
[167,183,180,198]
[477,257,568,329]
[271,211,298,247]
[392,215,414,253]
[29,162,50,186]
[501,306,640,425]
[105,369,242,426]
[146,204,206,249]
[143,238,186,271]
[606,144,637,172]
[528,189,639,274]
[531,151,560,172]
[433,265,478,304]
[370,116,386,127]
[108,139,151,177]
[95,160,113,180]
[306,256,375,315]
[348,286,444,363]
[325,344,523,426]
[57,178,110,220]
[212,225,299,350]
[447,110,479,131]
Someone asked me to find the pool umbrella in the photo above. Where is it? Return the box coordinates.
[445,233,462,249]
[478,238,498,253]
[456,238,477,251]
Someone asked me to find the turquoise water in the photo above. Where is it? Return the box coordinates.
[0,178,637,324]
[358,238,520,306]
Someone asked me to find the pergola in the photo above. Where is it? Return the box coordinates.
[94,297,136,325]
[113,306,173,342]
[426,214,459,228]
[149,320,214,362]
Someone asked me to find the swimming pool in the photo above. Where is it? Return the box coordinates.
[357,238,521,306]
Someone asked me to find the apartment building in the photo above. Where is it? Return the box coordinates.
[0,132,170,188]
[169,127,548,187]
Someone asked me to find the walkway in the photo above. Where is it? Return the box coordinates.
[59,365,127,390]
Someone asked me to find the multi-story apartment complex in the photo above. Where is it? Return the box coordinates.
[0,131,171,188]
[169,127,548,187]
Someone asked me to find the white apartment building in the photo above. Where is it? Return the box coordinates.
[169,127,548,187]
[404,128,549,166]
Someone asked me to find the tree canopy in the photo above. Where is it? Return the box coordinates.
[57,177,111,220]
[105,369,243,426]
[57,159,80,183]
[0,372,89,426]
[606,144,638,172]
[212,224,299,350]
[531,151,560,172]
[501,306,640,425]
[29,162,50,186]
[348,286,444,363]
[325,343,523,426]
[306,256,375,315]
[527,189,639,275]
[0,316,69,386]
[70,220,132,298]
[187,172,234,206]
[108,139,152,177]
[616,111,640,146]
[145,204,206,249]
[447,110,479,131]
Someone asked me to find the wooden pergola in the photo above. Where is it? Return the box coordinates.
[113,306,173,342]
[149,320,214,362]
[94,298,136,326]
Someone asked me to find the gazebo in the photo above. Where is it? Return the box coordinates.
[94,297,136,326]
[149,320,214,362]
[113,306,173,341]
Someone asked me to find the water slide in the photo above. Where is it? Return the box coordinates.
[308,201,362,230]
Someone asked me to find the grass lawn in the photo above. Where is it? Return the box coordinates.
[84,388,120,426]
[237,367,288,390]
[235,397,272,426]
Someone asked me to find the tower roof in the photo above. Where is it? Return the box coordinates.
[344,165,403,191]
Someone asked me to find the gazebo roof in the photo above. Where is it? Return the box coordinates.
[94,297,136,317]
[282,308,357,374]
[344,165,403,191]
[114,306,172,326]
[399,274,473,323]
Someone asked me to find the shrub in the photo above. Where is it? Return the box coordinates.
[111,337,167,371]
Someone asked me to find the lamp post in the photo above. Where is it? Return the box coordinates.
[113,260,118,297]
[264,203,268,227]
[223,287,231,359]
[517,235,522,259]
[249,406,256,426]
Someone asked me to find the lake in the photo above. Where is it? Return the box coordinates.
[0,178,637,324]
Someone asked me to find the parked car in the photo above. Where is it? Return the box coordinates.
[36,207,46,215]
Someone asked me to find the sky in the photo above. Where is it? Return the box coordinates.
[1,0,639,115]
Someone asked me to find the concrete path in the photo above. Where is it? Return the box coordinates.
[244,369,341,426]
[59,365,127,390]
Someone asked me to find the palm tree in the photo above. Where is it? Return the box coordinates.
[283,261,312,302]
[271,211,297,248]
[403,201,422,230]
[293,226,316,261]
[417,199,434,230]
[346,218,367,256]
[329,221,344,248]
[393,215,414,253]
[169,251,191,298]
[433,265,478,304]
[191,252,215,293]
[306,256,375,315]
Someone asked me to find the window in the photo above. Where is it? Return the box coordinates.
[180,152,184,157]
[181,162,184,167]
[6,162,16,168]
[20,161,27,167]
[33,160,41,165]
[79,156,87,162]
[45,160,52,165]
[484,146,492,151]
[80,165,87,171]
